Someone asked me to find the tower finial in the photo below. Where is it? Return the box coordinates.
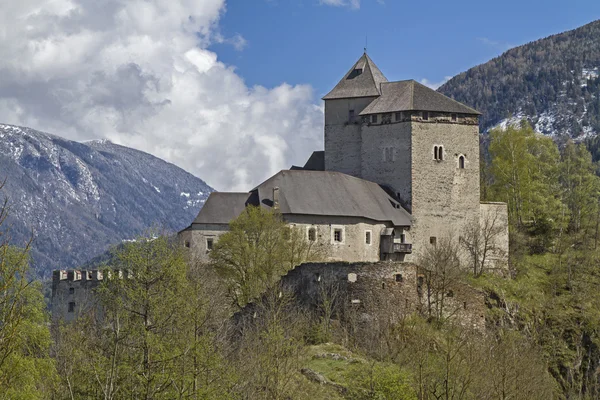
[364,35,368,54]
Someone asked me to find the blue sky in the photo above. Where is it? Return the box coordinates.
[2,0,600,190]
[212,0,600,97]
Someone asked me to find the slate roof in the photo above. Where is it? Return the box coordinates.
[359,80,480,115]
[193,192,249,224]
[322,53,388,100]
[302,151,325,171]
[253,170,411,226]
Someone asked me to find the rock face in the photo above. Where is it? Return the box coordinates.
[0,123,212,276]
[439,19,600,138]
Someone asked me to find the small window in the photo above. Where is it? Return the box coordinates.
[371,114,378,124]
[400,234,406,243]
[395,112,402,122]
[430,236,437,246]
[353,68,362,76]
[365,231,372,245]
[334,228,343,243]
[349,109,355,122]
[395,274,403,282]
[68,302,75,313]
[422,111,429,121]
[184,241,190,248]
[451,113,457,122]
[434,146,443,161]
[69,287,75,295]
[206,238,214,251]
[459,155,465,169]
[308,227,316,242]
[348,273,357,282]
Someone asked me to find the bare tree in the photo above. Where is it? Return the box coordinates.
[460,207,507,277]
[418,235,464,322]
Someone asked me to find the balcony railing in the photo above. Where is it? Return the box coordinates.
[392,243,412,254]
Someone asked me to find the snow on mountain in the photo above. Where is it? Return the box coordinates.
[0,124,213,276]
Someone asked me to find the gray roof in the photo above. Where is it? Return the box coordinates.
[254,170,411,226]
[360,80,480,115]
[302,151,325,171]
[193,192,249,224]
[322,53,388,100]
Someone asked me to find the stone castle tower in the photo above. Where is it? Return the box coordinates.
[323,53,484,257]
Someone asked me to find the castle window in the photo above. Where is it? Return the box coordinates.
[349,109,355,122]
[206,238,214,251]
[334,228,343,243]
[451,113,457,122]
[371,114,378,124]
[422,111,429,121]
[395,112,402,122]
[184,241,190,248]
[353,68,362,76]
[69,287,75,295]
[365,231,372,245]
[430,236,437,246]
[308,227,316,242]
[395,274,403,282]
[68,302,75,313]
[348,273,357,283]
[434,146,444,161]
[459,155,465,169]
[400,234,406,243]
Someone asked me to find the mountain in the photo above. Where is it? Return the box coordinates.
[438,19,600,138]
[0,123,212,276]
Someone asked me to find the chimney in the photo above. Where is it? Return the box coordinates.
[273,187,280,210]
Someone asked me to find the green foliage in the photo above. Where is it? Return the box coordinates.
[210,206,320,308]
[0,200,56,399]
[344,361,416,400]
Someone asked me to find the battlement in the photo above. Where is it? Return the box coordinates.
[52,268,135,284]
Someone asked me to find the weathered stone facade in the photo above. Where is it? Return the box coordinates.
[51,269,102,323]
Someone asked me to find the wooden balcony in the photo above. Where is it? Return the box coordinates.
[392,243,412,254]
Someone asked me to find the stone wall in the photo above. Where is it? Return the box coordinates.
[324,97,377,177]
[179,223,229,262]
[409,120,481,263]
[51,269,102,322]
[360,121,412,207]
[279,262,486,332]
[284,215,409,263]
[183,215,411,264]
[479,202,510,272]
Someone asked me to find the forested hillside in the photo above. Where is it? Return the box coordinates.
[439,20,600,138]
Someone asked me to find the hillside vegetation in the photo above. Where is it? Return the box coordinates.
[5,123,600,398]
[439,20,600,138]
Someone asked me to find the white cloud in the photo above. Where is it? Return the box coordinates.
[0,0,323,191]
[420,76,452,90]
[319,0,360,9]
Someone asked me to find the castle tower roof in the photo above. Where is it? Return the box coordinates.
[322,53,388,100]
[359,80,481,115]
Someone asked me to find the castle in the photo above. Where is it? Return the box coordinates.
[52,53,508,322]
[178,53,509,266]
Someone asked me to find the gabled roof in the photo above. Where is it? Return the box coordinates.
[193,192,249,224]
[253,170,411,226]
[359,80,480,115]
[322,53,388,100]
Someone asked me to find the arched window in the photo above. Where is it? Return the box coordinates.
[459,155,465,169]
[433,146,438,160]
[437,146,444,161]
